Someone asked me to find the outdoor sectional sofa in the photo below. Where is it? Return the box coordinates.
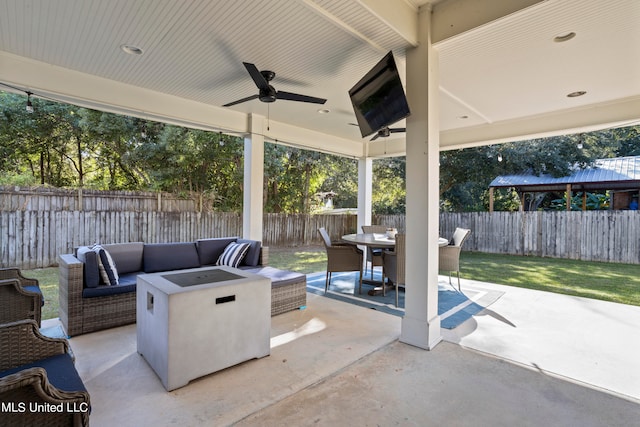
[58,238,306,336]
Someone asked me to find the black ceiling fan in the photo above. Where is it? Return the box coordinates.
[370,126,406,141]
[223,62,326,107]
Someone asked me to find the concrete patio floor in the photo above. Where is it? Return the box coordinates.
[46,277,640,426]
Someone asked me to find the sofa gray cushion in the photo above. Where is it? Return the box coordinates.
[237,239,261,266]
[241,266,305,288]
[103,242,144,274]
[76,246,100,288]
[196,238,237,265]
[143,242,200,273]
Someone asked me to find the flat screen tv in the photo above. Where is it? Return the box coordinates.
[348,51,410,138]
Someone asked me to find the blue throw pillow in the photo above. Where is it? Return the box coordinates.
[92,245,119,286]
[77,246,100,288]
[216,242,251,268]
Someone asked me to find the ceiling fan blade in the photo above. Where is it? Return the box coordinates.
[389,128,406,133]
[370,133,380,141]
[276,91,326,104]
[223,94,259,107]
[243,62,270,91]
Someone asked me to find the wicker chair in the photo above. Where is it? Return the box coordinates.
[0,320,90,427]
[318,227,364,294]
[361,225,388,279]
[439,228,471,291]
[0,268,43,327]
[381,234,405,307]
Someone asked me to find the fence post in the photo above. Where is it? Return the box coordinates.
[77,188,83,211]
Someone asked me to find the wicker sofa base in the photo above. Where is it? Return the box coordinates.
[271,277,307,316]
[59,252,306,336]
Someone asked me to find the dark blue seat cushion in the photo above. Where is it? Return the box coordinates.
[117,272,139,286]
[0,353,87,393]
[82,282,136,298]
[143,242,200,273]
[22,285,44,306]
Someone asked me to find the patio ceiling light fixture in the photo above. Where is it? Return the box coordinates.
[553,32,576,43]
[120,44,144,55]
[567,91,587,98]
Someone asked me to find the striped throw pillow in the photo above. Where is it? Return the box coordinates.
[216,242,251,268]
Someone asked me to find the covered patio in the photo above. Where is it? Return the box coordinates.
[2,1,640,423]
[44,275,640,425]
[2,0,638,350]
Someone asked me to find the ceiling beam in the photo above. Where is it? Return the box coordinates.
[356,0,419,46]
[440,96,640,150]
[431,0,546,44]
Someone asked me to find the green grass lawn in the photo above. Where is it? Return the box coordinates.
[270,247,640,306]
[18,267,60,321]
[23,247,640,320]
[460,252,640,306]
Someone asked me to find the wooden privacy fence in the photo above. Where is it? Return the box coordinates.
[1,187,639,268]
[438,211,640,264]
[0,209,358,269]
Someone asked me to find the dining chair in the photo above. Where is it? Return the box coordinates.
[318,227,364,294]
[439,227,471,291]
[361,225,388,279]
[0,268,44,327]
[381,234,405,307]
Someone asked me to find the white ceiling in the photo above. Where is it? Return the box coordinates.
[1,0,639,157]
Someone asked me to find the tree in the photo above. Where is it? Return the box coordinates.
[373,157,405,214]
[440,134,593,211]
[0,92,81,186]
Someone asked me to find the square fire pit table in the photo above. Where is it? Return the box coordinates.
[136,266,271,391]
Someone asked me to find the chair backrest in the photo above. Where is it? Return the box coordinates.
[362,225,387,234]
[451,228,471,247]
[318,227,332,248]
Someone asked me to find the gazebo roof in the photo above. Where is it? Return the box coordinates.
[489,156,640,192]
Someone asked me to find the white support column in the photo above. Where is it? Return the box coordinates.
[243,114,265,241]
[357,157,374,232]
[400,5,442,350]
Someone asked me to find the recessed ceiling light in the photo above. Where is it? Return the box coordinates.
[554,32,576,43]
[317,109,330,114]
[120,44,144,55]
[567,91,586,98]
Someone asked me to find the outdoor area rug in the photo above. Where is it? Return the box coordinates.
[306,270,504,329]
[40,324,68,339]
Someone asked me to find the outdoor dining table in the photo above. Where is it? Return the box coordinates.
[340,233,449,295]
